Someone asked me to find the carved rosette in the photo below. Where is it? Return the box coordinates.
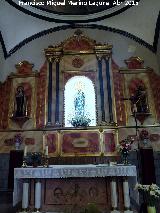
[72,57,84,68]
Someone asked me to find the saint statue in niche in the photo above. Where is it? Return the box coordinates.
[14,86,27,117]
[130,85,149,114]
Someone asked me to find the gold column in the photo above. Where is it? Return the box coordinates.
[44,46,62,126]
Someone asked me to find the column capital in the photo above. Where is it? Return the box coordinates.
[46,55,62,63]
[44,46,63,63]
[103,53,111,61]
[46,56,54,63]
[96,54,103,61]
[95,53,111,61]
[95,44,112,61]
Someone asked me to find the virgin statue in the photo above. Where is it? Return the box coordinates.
[74,89,85,117]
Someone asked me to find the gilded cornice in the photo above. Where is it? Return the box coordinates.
[44,31,113,59]
[94,44,112,60]
[8,72,39,79]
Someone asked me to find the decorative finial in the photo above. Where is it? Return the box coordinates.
[74,29,83,36]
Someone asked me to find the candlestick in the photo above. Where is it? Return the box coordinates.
[43,136,46,153]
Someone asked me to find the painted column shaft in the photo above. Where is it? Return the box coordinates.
[22,181,29,209]
[98,58,105,121]
[35,181,42,209]
[123,180,131,209]
[105,58,113,122]
[55,61,60,124]
[47,61,52,124]
[111,180,118,209]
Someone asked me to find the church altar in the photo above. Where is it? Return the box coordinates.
[14,164,137,213]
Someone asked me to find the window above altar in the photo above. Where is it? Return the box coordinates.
[64,76,96,127]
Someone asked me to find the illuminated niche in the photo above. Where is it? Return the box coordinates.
[64,76,96,127]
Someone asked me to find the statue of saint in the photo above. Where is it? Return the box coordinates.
[14,86,27,117]
[130,85,149,113]
[74,89,85,117]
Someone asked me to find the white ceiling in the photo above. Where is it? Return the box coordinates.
[0,0,159,68]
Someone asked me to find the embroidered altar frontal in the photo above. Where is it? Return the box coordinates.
[14,165,137,212]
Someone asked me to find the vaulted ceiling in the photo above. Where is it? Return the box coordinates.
[0,0,160,63]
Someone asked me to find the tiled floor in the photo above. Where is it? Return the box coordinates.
[0,191,140,213]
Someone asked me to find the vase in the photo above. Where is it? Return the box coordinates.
[15,142,20,150]
[147,206,156,213]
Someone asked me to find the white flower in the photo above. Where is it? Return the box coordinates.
[155,190,160,195]
[150,190,156,196]
[134,183,140,190]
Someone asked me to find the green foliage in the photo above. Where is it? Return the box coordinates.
[70,115,91,127]
[85,203,101,213]
[64,203,101,213]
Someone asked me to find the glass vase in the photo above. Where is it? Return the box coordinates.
[147,206,156,213]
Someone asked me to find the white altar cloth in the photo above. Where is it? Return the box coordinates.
[13,164,137,206]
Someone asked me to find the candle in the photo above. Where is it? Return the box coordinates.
[24,146,27,157]
[45,146,48,156]
[43,136,46,153]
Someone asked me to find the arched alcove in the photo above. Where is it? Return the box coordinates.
[64,76,96,127]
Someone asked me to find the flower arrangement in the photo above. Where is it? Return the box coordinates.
[135,183,160,206]
[27,152,42,167]
[4,138,14,146]
[4,134,23,147]
[70,115,91,127]
[139,129,149,140]
[117,137,133,164]
[14,134,23,145]
[117,137,133,153]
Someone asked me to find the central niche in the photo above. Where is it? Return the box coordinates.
[64,76,96,127]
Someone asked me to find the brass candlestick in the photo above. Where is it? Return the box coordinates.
[21,158,27,168]
[33,208,41,212]
[43,155,49,168]
[21,207,29,212]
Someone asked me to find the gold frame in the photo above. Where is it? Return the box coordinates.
[122,71,157,125]
[42,131,59,157]
[102,129,119,156]
[59,129,101,157]
[8,74,38,129]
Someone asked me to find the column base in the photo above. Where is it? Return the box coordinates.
[18,210,29,213]
[111,210,120,213]
[46,122,53,127]
[32,208,41,213]
[54,121,61,127]
[99,121,117,126]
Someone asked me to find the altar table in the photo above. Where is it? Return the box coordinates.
[14,164,137,213]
